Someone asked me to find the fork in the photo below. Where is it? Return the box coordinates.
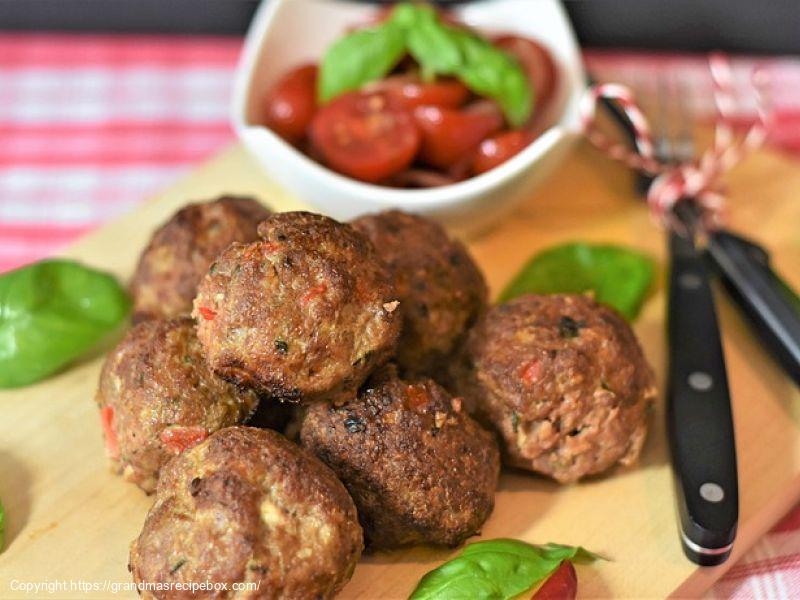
[637,76,740,567]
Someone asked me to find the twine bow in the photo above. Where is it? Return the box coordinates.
[579,53,769,232]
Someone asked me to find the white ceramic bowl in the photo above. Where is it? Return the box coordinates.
[232,0,585,235]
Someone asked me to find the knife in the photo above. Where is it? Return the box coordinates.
[708,230,800,386]
[667,203,739,566]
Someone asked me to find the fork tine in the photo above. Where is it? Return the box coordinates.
[653,75,673,163]
[673,75,695,162]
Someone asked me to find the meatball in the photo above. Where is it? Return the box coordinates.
[96,317,258,493]
[299,365,500,549]
[453,293,657,483]
[351,210,487,376]
[130,195,271,322]
[193,211,400,404]
[129,426,363,600]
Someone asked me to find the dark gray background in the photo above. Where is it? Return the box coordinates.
[0,0,798,54]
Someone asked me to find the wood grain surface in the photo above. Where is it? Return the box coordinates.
[1,140,798,599]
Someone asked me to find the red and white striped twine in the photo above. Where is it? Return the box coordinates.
[579,52,769,232]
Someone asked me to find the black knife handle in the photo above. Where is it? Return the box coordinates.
[667,231,739,566]
[708,231,800,386]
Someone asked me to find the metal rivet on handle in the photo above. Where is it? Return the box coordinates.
[679,272,703,290]
[688,371,714,391]
[700,482,725,503]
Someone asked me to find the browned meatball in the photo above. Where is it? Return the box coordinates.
[351,210,487,376]
[193,211,400,404]
[95,318,258,493]
[452,294,657,483]
[129,426,363,600]
[130,196,271,322]
[299,365,500,550]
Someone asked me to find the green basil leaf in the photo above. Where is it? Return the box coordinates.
[449,28,533,127]
[404,7,463,77]
[499,243,656,320]
[409,539,602,600]
[0,259,130,388]
[318,19,406,103]
[400,5,533,126]
[316,2,534,126]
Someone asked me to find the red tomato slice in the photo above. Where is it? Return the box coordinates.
[368,75,470,110]
[100,405,119,460]
[263,64,318,145]
[471,129,532,175]
[310,91,420,183]
[414,101,504,169]
[160,426,209,455]
[532,561,578,600]
[494,35,557,119]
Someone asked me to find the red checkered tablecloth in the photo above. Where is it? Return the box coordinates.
[1,33,799,598]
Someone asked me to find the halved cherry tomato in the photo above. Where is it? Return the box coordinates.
[471,130,532,175]
[100,405,119,460]
[310,91,420,183]
[414,101,504,169]
[160,426,208,454]
[494,35,557,119]
[263,64,318,145]
[531,561,578,600]
[368,75,470,110]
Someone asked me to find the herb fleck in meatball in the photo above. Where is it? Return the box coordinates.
[130,195,271,322]
[96,318,258,493]
[193,211,400,404]
[129,427,363,600]
[351,210,487,376]
[299,365,500,549]
[453,293,657,483]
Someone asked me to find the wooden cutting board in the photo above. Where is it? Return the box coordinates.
[1,141,799,599]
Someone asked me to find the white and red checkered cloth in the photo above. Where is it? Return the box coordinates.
[2,33,800,598]
[0,34,238,273]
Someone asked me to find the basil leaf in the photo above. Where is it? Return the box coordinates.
[318,19,406,103]
[404,6,463,77]
[400,4,533,126]
[0,259,130,388]
[500,243,655,321]
[447,28,533,127]
[409,539,602,600]
[316,2,534,126]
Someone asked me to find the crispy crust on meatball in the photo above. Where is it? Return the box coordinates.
[130,196,271,322]
[351,210,487,376]
[299,365,500,549]
[454,294,657,483]
[193,211,400,404]
[129,427,363,600]
[95,318,258,493]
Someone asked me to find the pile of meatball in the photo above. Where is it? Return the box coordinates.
[95,196,656,598]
